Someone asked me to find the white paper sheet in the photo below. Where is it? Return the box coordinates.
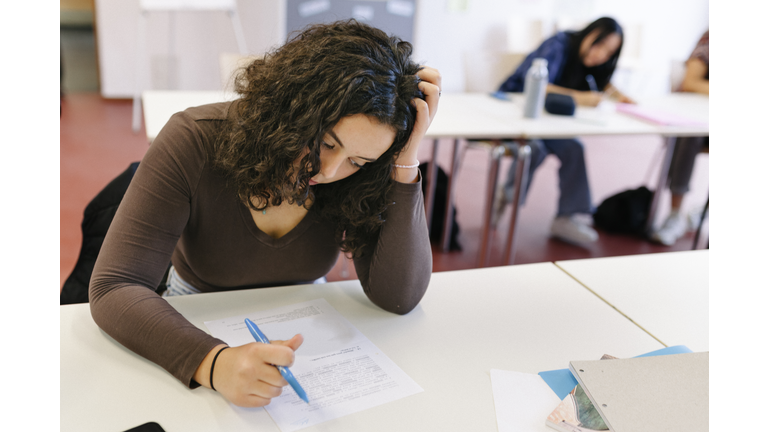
[205,298,423,432]
[490,369,561,432]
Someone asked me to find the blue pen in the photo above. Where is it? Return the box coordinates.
[244,318,309,403]
[585,75,598,92]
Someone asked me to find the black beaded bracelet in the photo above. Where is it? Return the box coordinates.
[209,346,229,392]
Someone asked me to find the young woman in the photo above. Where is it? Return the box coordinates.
[89,20,440,408]
[494,17,633,245]
[651,30,709,246]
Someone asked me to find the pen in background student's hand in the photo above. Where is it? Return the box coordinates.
[585,75,598,93]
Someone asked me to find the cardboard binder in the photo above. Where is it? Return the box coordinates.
[569,352,708,432]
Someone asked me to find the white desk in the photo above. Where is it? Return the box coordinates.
[140,91,709,266]
[143,92,708,142]
[142,90,238,143]
[427,92,709,267]
[556,250,709,352]
[428,92,708,139]
[61,263,663,432]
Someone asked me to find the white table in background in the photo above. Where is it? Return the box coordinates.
[556,250,709,352]
[141,91,709,267]
[61,263,663,432]
[427,92,708,267]
[142,90,238,143]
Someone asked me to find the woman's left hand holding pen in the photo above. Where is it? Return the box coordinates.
[193,335,304,407]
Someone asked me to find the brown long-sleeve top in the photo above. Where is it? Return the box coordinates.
[89,102,432,388]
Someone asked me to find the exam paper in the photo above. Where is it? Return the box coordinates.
[490,369,561,432]
[204,298,423,432]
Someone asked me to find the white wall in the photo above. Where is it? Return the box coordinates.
[411,0,709,96]
[97,0,708,98]
[96,0,286,98]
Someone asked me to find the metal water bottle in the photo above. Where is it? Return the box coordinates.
[523,58,549,118]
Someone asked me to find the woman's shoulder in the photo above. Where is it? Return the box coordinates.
[541,31,572,50]
[160,101,234,148]
[150,101,237,172]
[180,101,234,123]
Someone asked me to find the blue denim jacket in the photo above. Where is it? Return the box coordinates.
[498,31,573,93]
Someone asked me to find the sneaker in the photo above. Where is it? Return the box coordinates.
[687,207,707,231]
[550,215,599,245]
[651,211,687,246]
[491,184,508,228]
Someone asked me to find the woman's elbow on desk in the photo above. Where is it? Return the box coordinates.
[363,271,432,315]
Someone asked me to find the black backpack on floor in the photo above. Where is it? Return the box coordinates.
[593,186,653,236]
[418,162,462,251]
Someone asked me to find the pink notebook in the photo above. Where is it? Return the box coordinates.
[616,103,707,127]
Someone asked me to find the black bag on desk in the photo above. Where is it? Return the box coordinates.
[593,186,653,235]
[544,93,576,116]
[418,162,462,251]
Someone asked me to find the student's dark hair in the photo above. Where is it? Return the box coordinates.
[559,17,623,91]
[215,19,423,257]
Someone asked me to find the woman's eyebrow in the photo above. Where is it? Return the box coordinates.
[328,130,377,162]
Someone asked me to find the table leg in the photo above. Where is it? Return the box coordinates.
[132,11,148,133]
[502,141,531,266]
[692,193,709,250]
[478,142,506,268]
[441,139,461,252]
[645,136,677,235]
[424,139,439,232]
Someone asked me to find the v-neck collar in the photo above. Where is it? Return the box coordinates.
[238,201,317,248]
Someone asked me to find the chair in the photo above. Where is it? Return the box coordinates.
[132,0,249,132]
[60,163,169,304]
[459,50,526,206]
[439,51,529,263]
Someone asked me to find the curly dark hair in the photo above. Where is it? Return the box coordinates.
[215,19,424,257]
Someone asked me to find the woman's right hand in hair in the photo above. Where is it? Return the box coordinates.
[572,90,604,107]
[194,335,304,407]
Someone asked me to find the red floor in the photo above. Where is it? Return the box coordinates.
[60,93,709,290]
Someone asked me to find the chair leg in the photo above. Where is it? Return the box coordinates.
[441,138,462,252]
[692,193,709,250]
[646,136,677,235]
[502,141,531,266]
[478,143,506,267]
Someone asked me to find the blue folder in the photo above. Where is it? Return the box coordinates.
[538,345,693,399]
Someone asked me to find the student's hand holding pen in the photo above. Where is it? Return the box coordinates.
[193,335,304,407]
[571,90,604,107]
[546,82,603,107]
[574,74,605,107]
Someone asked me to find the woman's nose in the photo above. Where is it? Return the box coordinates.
[321,152,345,179]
